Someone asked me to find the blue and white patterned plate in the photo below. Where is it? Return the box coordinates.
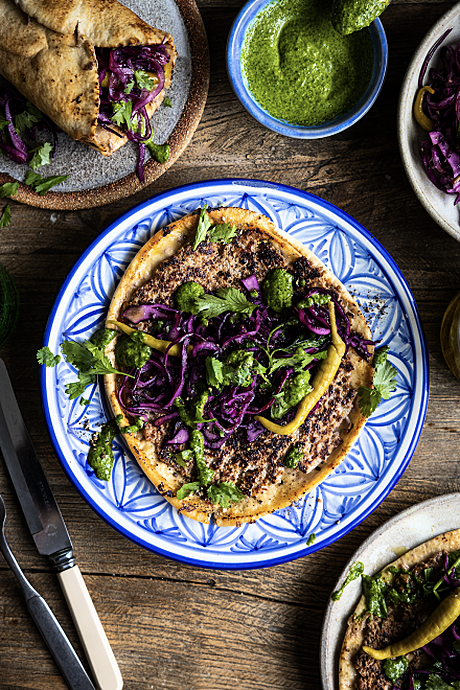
[42,179,429,570]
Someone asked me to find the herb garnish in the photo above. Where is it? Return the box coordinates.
[208,223,237,244]
[193,205,212,250]
[192,205,237,249]
[358,345,398,417]
[24,171,70,195]
[194,287,257,319]
[0,205,11,228]
[0,182,19,198]
[29,142,54,170]
[37,328,131,403]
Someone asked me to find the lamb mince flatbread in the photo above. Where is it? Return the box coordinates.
[104,207,374,526]
[0,0,176,155]
[339,529,460,690]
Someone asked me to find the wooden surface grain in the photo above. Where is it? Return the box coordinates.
[1,1,459,689]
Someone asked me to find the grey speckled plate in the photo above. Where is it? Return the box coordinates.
[320,493,460,690]
[0,0,209,210]
[398,2,460,242]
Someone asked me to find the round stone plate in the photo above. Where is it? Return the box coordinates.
[0,0,209,210]
[320,493,460,690]
[41,178,429,570]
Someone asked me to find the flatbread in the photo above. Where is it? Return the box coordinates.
[339,528,460,690]
[0,0,176,154]
[104,207,374,526]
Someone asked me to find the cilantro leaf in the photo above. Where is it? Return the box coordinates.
[37,346,61,367]
[194,287,256,319]
[54,337,133,403]
[207,482,245,509]
[306,533,316,546]
[163,97,173,107]
[176,481,201,499]
[193,205,212,251]
[146,141,170,164]
[29,142,53,170]
[0,205,11,228]
[208,223,237,244]
[111,100,133,129]
[358,346,398,417]
[205,356,224,388]
[0,115,8,131]
[269,347,327,375]
[0,182,19,198]
[65,371,96,400]
[135,70,157,91]
[24,171,69,195]
[14,104,41,133]
[124,80,135,95]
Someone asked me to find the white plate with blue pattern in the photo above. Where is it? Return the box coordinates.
[41,179,429,569]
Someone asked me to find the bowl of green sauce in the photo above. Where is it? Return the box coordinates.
[227,0,388,138]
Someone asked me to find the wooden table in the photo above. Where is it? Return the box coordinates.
[0,0,457,688]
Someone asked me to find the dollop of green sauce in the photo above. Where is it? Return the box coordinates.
[175,281,204,314]
[241,0,373,126]
[382,656,409,683]
[88,417,120,482]
[115,331,152,370]
[262,268,294,312]
[284,443,304,468]
[332,0,390,36]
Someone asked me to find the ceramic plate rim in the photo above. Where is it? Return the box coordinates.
[320,492,460,690]
[226,0,388,139]
[41,178,430,569]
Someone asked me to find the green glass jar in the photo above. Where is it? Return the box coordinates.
[0,262,19,347]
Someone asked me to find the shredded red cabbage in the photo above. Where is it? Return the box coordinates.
[416,30,460,203]
[115,276,374,452]
[96,43,170,182]
[0,87,57,166]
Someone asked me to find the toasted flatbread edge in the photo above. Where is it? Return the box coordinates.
[104,207,373,526]
[338,528,460,690]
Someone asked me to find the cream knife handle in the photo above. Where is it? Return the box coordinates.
[57,566,123,690]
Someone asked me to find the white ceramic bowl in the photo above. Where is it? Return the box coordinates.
[398,2,460,242]
[226,0,388,139]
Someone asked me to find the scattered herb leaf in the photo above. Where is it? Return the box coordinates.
[0,182,19,198]
[358,346,398,417]
[0,205,11,228]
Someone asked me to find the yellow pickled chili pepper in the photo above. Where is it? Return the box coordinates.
[363,586,460,660]
[106,319,185,358]
[414,85,435,132]
[254,301,346,436]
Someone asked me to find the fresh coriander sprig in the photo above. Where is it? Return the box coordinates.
[0,182,19,198]
[0,205,11,228]
[194,287,257,319]
[358,345,397,417]
[25,171,70,195]
[193,204,212,250]
[37,329,132,404]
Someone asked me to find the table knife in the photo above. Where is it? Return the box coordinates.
[0,358,123,690]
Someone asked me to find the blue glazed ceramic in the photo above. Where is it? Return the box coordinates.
[226,0,388,138]
[41,179,429,569]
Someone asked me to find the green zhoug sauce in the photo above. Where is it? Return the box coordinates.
[241,0,373,126]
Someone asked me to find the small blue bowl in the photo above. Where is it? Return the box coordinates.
[226,0,388,139]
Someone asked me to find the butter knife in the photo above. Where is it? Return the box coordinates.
[0,358,123,690]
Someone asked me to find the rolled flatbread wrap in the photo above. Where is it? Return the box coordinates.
[0,0,176,155]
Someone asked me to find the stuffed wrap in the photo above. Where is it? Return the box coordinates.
[0,0,177,156]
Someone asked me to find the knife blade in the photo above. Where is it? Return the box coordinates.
[0,358,123,690]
